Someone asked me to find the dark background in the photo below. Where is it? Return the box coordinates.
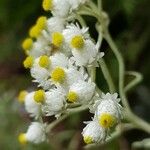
[0,0,149,149]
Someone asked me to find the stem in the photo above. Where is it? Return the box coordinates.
[125,71,143,92]
[46,105,89,133]
[97,0,102,12]
[99,58,116,93]
[104,31,130,108]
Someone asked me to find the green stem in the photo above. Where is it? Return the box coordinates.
[104,31,130,108]
[46,105,89,133]
[99,58,116,93]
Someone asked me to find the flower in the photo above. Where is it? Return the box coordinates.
[82,120,106,144]
[47,17,65,34]
[17,90,28,103]
[27,37,51,58]
[24,92,42,118]
[63,24,89,47]
[50,66,86,90]
[23,56,34,69]
[42,88,66,117]
[94,93,122,129]
[67,80,95,103]
[22,38,33,52]
[19,122,46,144]
[30,53,69,90]
[63,24,104,66]
[42,0,71,18]
[72,39,104,66]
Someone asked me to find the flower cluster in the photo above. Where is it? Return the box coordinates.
[18,0,122,145]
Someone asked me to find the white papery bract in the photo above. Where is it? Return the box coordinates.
[82,120,106,144]
[72,39,104,66]
[25,122,46,144]
[27,37,50,58]
[24,92,41,118]
[51,0,71,18]
[50,52,69,70]
[42,88,66,117]
[68,80,95,103]
[47,16,65,33]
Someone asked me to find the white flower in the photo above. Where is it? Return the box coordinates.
[94,93,122,129]
[68,0,88,10]
[67,80,95,103]
[25,122,46,144]
[42,88,66,117]
[24,92,41,118]
[50,52,69,70]
[82,120,106,144]
[72,39,104,66]
[30,53,69,90]
[47,16,65,33]
[50,66,86,90]
[43,0,71,18]
[63,23,89,45]
[30,57,51,90]
[28,37,50,58]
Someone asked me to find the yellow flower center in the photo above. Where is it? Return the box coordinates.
[29,25,42,38]
[67,91,78,103]
[23,56,34,69]
[18,133,27,145]
[51,67,65,83]
[71,35,84,49]
[52,32,64,47]
[22,38,33,51]
[99,113,116,128]
[39,55,50,68]
[36,16,47,30]
[83,136,93,144]
[42,0,53,11]
[18,90,27,103]
[34,90,45,103]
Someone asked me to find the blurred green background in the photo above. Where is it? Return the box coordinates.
[0,0,150,149]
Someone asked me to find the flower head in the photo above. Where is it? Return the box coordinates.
[19,122,46,144]
[82,120,106,144]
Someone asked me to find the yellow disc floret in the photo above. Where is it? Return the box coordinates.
[67,91,78,103]
[29,25,42,38]
[39,55,50,68]
[71,35,84,49]
[36,16,47,30]
[83,136,93,144]
[52,32,64,47]
[51,67,65,83]
[99,113,116,128]
[42,0,53,11]
[18,90,27,103]
[23,56,34,69]
[18,133,27,145]
[22,38,33,51]
[34,90,45,103]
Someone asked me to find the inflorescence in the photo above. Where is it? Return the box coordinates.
[18,0,122,145]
